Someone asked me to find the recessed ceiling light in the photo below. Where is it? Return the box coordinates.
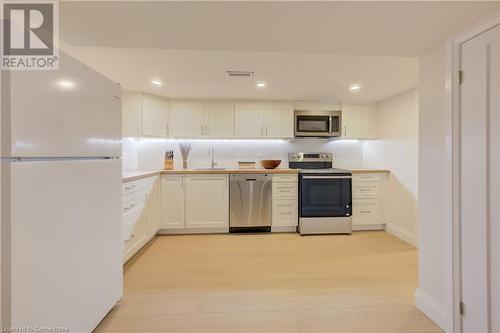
[257,82,266,88]
[350,84,361,92]
[151,80,162,86]
[56,79,76,90]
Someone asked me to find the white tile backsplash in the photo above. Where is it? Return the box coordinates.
[123,138,366,171]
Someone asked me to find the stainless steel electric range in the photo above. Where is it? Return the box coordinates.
[288,152,352,235]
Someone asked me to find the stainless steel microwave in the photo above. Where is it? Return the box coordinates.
[294,110,342,138]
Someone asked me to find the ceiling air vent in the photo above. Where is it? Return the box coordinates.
[226,71,254,78]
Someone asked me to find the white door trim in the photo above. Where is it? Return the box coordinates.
[447,11,500,333]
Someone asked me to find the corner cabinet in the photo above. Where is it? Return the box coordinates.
[122,92,170,137]
[341,103,378,139]
[160,174,229,233]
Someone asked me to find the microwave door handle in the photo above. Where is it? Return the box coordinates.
[329,116,333,134]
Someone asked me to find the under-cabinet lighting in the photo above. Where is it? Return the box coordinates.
[151,80,162,86]
[256,82,266,88]
[126,137,290,143]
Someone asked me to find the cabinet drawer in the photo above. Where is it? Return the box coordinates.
[272,183,298,199]
[353,173,384,182]
[122,176,156,196]
[352,199,381,224]
[122,204,145,240]
[124,214,147,254]
[122,193,147,214]
[273,174,298,183]
[272,199,298,227]
[353,182,380,199]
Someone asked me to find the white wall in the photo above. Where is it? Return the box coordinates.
[414,45,449,331]
[364,89,419,246]
[123,138,366,171]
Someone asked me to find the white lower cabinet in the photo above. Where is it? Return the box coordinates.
[352,173,386,231]
[160,174,229,233]
[271,174,298,232]
[122,175,159,263]
[160,175,185,229]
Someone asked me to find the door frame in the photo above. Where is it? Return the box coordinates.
[447,11,500,333]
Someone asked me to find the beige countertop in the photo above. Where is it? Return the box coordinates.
[161,168,300,175]
[342,168,391,174]
[123,168,388,181]
[122,170,161,182]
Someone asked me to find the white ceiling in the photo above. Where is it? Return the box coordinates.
[59,1,499,102]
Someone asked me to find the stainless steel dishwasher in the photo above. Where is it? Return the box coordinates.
[230,174,272,232]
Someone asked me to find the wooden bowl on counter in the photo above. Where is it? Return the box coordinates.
[260,160,281,169]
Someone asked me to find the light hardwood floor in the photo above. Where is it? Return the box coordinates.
[94,231,443,333]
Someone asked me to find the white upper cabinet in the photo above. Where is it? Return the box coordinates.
[122,92,169,137]
[204,103,235,137]
[170,102,205,137]
[341,103,378,139]
[235,103,264,137]
[235,103,294,138]
[142,94,169,137]
[264,104,294,138]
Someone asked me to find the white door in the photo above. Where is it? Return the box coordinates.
[204,103,235,137]
[264,104,294,138]
[185,175,229,229]
[142,94,169,137]
[160,175,185,229]
[235,103,264,137]
[460,25,500,332]
[171,102,205,137]
[6,159,122,332]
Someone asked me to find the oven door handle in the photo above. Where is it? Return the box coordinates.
[302,176,352,179]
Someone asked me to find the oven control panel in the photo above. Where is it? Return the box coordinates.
[288,152,332,162]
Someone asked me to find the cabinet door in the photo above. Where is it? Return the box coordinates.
[235,103,264,137]
[142,94,169,137]
[171,102,205,136]
[185,175,229,229]
[204,103,235,137]
[341,103,377,139]
[264,104,294,138]
[146,177,161,236]
[160,175,185,229]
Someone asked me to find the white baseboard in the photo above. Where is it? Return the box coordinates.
[414,288,448,331]
[384,222,417,247]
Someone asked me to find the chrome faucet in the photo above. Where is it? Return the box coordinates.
[211,147,218,168]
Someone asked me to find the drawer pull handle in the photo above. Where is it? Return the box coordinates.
[124,204,136,211]
[124,185,136,190]
[360,210,371,213]
[280,212,292,215]
[359,189,371,191]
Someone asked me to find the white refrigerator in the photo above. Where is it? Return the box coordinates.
[0,51,123,332]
